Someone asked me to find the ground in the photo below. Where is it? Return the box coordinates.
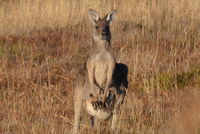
[0,0,200,134]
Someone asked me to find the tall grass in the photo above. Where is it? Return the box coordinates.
[0,0,200,133]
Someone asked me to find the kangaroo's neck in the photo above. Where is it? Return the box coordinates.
[92,38,111,51]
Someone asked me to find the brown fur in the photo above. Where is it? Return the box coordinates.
[73,9,128,134]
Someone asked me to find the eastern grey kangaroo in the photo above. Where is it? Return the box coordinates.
[72,9,128,134]
[86,8,116,102]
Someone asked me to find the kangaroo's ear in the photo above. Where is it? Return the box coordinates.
[106,10,117,23]
[88,9,99,24]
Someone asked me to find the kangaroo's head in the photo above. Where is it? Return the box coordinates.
[88,9,117,43]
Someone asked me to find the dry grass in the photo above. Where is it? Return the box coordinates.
[0,0,200,134]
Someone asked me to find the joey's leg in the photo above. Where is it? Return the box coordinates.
[114,90,125,108]
[90,116,101,134]
[90,116,95,127]
[103,87,118,108]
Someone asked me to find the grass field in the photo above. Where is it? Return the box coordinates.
[0,0,200,133]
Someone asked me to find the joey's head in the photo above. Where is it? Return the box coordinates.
[88,9,117,43]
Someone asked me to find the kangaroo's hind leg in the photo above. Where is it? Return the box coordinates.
[110,87,126,134]
[73,88,83,134]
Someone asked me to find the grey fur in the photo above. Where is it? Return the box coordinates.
[72,9,128,134]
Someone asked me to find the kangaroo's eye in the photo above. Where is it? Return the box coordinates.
[95,26,99,29]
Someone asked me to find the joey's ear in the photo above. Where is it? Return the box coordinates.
[88,9,100,24]
[106,9,117,23]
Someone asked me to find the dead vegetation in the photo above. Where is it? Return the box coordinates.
[0,0,200,134]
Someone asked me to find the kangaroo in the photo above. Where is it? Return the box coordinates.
[72,9,128,134]
[86,9,116,102]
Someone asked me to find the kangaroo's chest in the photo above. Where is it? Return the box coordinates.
[93,52,114,86]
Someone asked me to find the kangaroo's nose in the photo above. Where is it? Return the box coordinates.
[103,27,109,32]
[101,32,107,36]
[103,29,107,33]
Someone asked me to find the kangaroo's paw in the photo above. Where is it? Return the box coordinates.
[91,101,98,110]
